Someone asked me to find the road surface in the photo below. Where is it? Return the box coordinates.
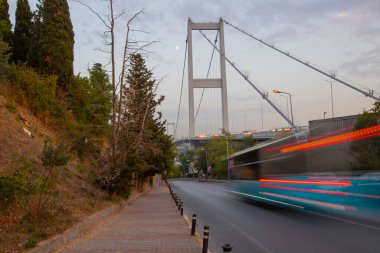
[170,180,380,253]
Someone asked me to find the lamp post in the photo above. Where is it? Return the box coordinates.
[273,90,294,126]
[260,103,264,131]
[325,80,335,118]
[240,110,247,131]
[280,94,290,126]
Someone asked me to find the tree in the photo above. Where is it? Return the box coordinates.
[351,102,380,170]
[0,0,13,49]
[12,0,32,63]
[88,63,112,136]
[108,53,175,192]
[177,150,195,176]
[39,0,74,87]
[28,2,43,69]
[0,33,10,74]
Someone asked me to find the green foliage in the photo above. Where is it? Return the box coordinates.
[236,135,258,151]
[351,102,380,170]
[28,5,43,69]
[13,0,32,63]
[0,161,39,207]
[41,142,70,169]
[0,0,13,49]
[39,0,74,87]
[8,65,58,117]
[177,150,195,176]
[5,101,16,112]
[69,64,112,137]
[0,33,10,74]
[101,53,175,195]
[24,236,37,248]
[196,136,235,179]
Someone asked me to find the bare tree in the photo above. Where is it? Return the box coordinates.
[73,0,155,161]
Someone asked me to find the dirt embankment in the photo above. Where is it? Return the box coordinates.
[0,93,116,252]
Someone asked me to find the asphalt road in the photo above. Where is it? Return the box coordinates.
[170,180,380,253]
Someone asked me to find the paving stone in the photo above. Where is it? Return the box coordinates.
[60,184,200,253]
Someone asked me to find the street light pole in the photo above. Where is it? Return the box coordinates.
[260,103,264,131]
[241,110,247,131]
[280,94,290,126]
[325,80,335,118]
[273,90,294,126]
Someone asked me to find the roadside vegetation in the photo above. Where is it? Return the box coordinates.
[177,135,257,179]
[351,102,380,170]
[0,0,177,251]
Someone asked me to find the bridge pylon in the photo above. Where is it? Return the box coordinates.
[187,18,229,138]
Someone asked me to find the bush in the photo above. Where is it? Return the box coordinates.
[0,161,39,207]
[24,236,37,249]
[5,101,16,112]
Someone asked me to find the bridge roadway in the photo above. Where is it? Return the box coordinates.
[173,130,287,147]
[170,180,380,253]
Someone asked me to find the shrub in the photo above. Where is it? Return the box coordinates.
[0,161,39,207]
[5,101,16,112]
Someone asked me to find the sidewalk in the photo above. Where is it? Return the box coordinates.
[58,184,201,253]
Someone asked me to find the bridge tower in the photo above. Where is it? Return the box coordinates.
[187,18,229,138]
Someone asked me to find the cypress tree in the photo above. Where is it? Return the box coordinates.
[13,0,32,63]
[0,0,13,48]
[39,0,74,88]
[28,1,43,69]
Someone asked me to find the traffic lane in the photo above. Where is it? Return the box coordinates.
[169,180,380,253]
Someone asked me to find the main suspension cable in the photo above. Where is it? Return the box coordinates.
[223,19,380,102]
[174,38,188,139]
[195,31,220,121]
[198,30,297,129]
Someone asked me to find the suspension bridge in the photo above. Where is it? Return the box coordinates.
[172,18,379,149]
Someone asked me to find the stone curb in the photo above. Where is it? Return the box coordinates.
[28,191,144,253]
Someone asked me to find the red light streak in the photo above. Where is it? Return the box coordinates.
[259,178,352,186]
[280,125,380,153]
[264,126,353,153]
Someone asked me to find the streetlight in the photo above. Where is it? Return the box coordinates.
[280,94,290,126]
[325,80,335,118]
[240,110,247,131]
[260,103,264,131]
[273,89,294,125]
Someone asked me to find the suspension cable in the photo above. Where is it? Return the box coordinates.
[174,38,188,139]
[198,30,297,129]
[223,19,380,102]
[195,31,220,121]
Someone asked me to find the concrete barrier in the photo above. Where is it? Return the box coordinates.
[28,192,144,253]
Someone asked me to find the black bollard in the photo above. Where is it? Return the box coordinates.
[178,202,181,211]
[202,226,209,253]
[222,244,233,252]
[180,205,183,216]
[191,214,197,236]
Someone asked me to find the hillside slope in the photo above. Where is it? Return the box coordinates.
[0,93,114,252]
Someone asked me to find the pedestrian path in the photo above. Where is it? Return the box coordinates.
[59,184,200,253]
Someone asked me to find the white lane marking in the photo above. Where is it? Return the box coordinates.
[304,210,380,232]
[226,190,304,209]
[205,201,273,253]
[226,189,380,232]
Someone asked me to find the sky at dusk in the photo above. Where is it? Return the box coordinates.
[8,0,380,138]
